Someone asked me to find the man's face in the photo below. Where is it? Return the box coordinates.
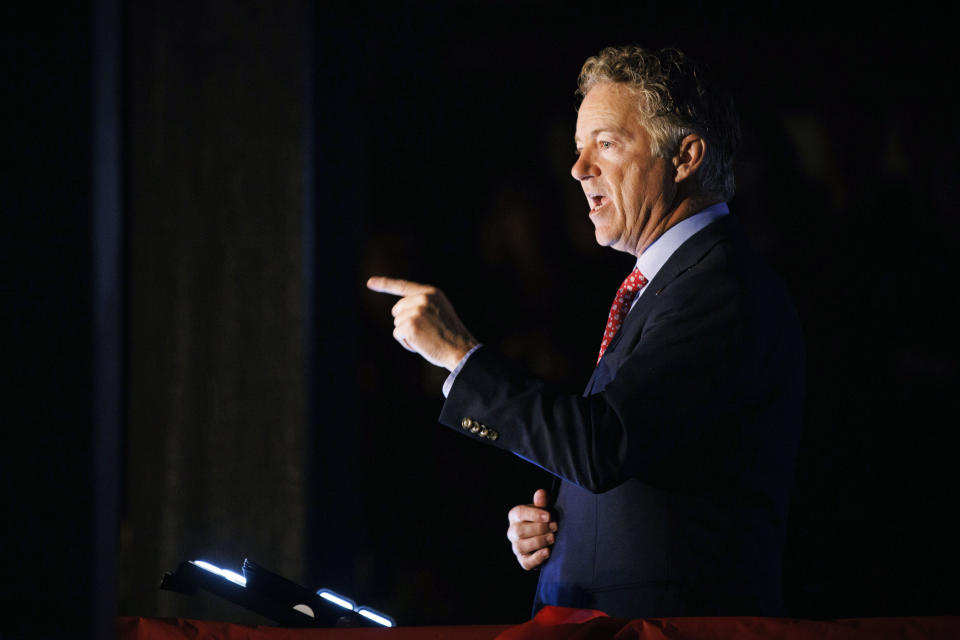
[572,82,675,257]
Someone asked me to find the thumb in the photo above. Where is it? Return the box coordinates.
[533,488,549,508]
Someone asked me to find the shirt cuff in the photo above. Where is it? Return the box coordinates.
[442,344,482,397]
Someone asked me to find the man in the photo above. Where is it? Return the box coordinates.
[368,46,804,618]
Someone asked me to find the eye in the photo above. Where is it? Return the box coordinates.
[599,140,613,150]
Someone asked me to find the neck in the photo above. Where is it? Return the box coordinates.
[634,194,722,256]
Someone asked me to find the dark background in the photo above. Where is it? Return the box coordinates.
[4,1,959,637]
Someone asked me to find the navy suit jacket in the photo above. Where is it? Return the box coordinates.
[439,216,805,618]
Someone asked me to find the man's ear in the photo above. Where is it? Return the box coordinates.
[672,133,706,184]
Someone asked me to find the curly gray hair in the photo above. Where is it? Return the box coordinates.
[578,46,740,201]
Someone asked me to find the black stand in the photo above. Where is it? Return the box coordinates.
[160,559,376,628]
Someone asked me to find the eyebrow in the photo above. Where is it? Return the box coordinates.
[574,126,635,146]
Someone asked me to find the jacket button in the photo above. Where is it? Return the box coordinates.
[488,430,499,441]
[461,418,473,430]
[470,424,481,434]
[478,426,488,437]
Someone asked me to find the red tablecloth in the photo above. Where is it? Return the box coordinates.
[118,606,960,640]
[117,617,513,639]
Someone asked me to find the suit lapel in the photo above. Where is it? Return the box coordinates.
[584,216,735,395]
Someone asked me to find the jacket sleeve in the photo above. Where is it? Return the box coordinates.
[437,264,784,493]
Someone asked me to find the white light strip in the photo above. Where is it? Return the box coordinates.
[357,608,395,627]
[316,587,396,627]
[317,590,355,610]
[192,560,247,587]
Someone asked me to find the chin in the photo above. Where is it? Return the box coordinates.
[593,227,618,248]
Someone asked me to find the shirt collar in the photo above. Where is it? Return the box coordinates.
[635,202,729,285]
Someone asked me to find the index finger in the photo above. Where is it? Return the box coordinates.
[508,504,552,524]
[366,276,432,297]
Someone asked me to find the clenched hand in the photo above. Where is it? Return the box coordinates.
[507,489,557,570]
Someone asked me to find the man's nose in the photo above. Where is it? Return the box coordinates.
[571,150,595,182]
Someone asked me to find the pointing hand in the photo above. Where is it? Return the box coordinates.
[367,276,478,371]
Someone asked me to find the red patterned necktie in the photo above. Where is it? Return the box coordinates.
[597,267,648,366]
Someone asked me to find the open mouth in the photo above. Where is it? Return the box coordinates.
[589,194,608,212]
